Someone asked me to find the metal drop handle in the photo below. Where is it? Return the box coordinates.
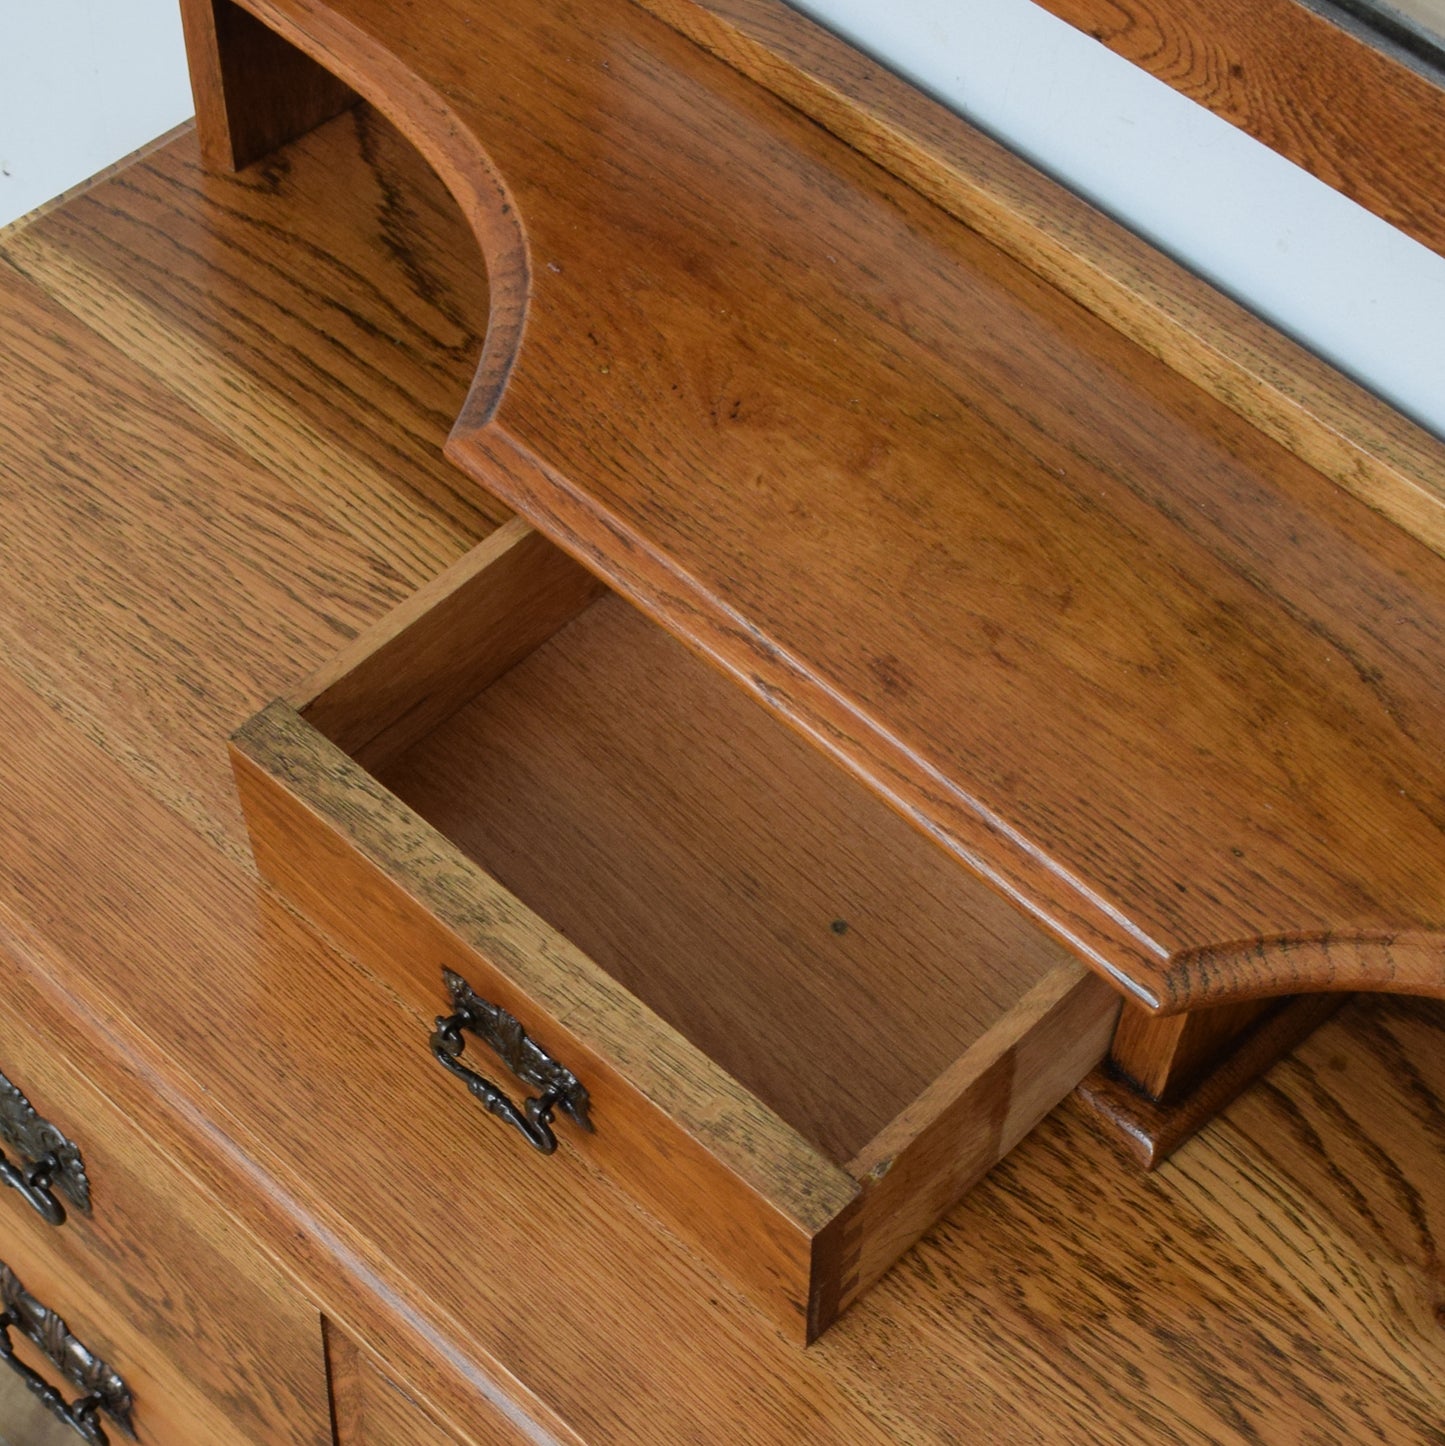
[0,1070,90,1228]
[0,1262,134,1443]
[429,969,593,1154]
[0,1149,68,1227]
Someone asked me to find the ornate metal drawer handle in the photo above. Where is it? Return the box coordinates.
[0,1070,90,1227]
[430,969,593,1154]
[0,1261,134,1443]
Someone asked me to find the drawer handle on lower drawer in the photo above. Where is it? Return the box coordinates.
[430,969,593,1155]
[0,1260,134,1443]
[0,1070,90,1227]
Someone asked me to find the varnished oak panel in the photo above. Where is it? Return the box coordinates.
[0,114,501,859]
[634,0,1445,564]
[231,699,852,1342]
[1078,993,1352,1167]
[1,114,1441,1443]
[214,0,1445,1011]
[327,1322,529,1446]
[1111,997,1280,1102]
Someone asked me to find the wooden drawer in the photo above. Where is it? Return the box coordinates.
[231,519,1120,1341]
[0,966,331,1444]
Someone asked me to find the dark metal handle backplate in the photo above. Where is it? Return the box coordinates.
[0,1070,90,1227]
[430,970,593,1154]
[0,1261,134,1443]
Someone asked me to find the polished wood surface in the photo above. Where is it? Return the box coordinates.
[199,0,1445,1013]
[232,695,852,1341]
[1029,0,1445,259]
[635,0,1445,562]
[328,1323,526,1445]
[2,110,1443,1442]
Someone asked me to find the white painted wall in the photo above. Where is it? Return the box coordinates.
[2,0,1442,438]
[0,0,192,230]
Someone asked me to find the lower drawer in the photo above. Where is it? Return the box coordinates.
[233,519,1120,1340]
[0,952,331,1444]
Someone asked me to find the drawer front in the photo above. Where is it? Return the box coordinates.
[327,1322,528,1446]
[0,963,332,1445]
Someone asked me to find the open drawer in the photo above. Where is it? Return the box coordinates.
[231,519,1118,1341]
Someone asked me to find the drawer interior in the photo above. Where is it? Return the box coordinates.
[370,589,1049,1163]
[295,519,1075,1169]
[248,519,1117,1337]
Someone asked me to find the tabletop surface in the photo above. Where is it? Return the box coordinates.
[0,108,1441,1442]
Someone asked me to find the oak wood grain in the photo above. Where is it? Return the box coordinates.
[327,1321,531,1445]
[840,963,1118,1318]
[630,0,1445,561]
[219,0,1445,1012]
[297,517,605,771]
[5,664,1444,1439]
[7,654,1445,1440]
[240,512,1109,1335]
[2,109,503,565]
[2,109,1442,1444]
[1111,996,1279,1101]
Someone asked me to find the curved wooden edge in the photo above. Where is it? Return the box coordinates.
[243,0,531,432]
[1163,931,1445,1010]
[628,0,1445,560]
[231,0,1445,569]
